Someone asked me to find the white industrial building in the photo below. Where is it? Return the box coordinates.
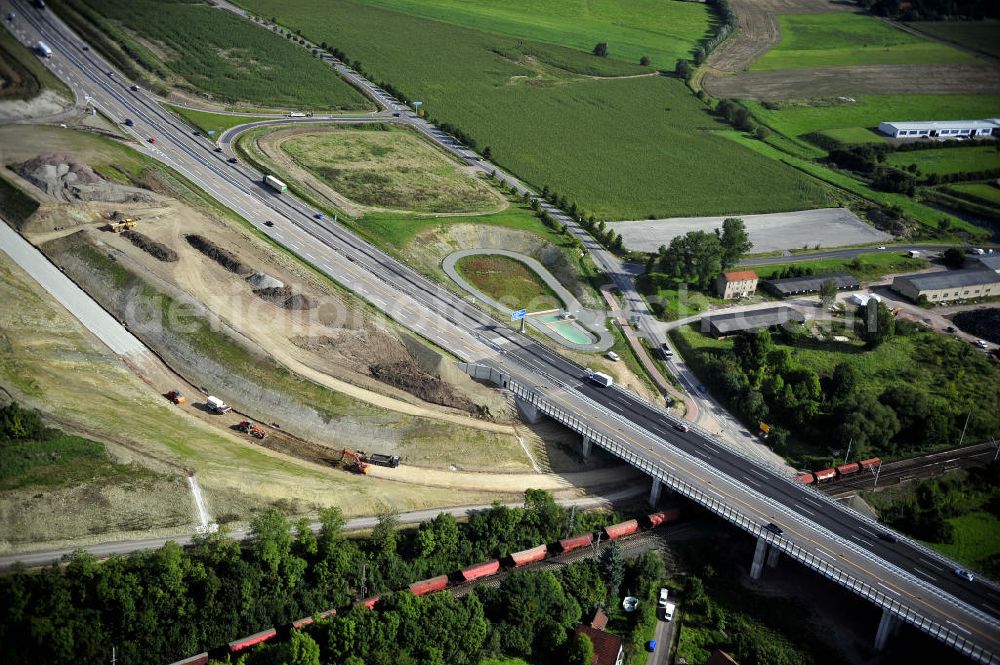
[877,119,999,139]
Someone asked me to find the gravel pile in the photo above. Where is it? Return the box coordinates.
[185,234,252,275]
[121,230,178,262]
[17,152,154,204]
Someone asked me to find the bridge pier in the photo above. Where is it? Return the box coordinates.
[874,608,899,651]
[581,435,593,460]
[648,478,662,507]
[750,537,768,580]
[766,545,781,569]
[514,396,543,424]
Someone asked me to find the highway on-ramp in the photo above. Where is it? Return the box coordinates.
[5,3,999,659]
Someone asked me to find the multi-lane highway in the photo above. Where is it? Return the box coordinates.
[5,2,999,659]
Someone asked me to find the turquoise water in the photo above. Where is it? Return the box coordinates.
[533,314,595,345]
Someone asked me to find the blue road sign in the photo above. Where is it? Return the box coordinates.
[511,309,526,321]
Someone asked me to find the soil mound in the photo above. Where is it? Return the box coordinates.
[253,286,314,310]
[16,153,154,204]
[185,234,252,275]
[370,361,476,413]
[952,308,1000,345]
[246,272,284,290]
[121,230,178,262]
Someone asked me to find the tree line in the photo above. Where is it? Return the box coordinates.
[674,315,1000,468]
[0,489,630,664]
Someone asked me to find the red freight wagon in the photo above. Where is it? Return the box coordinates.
[859,457,881,471]
[647,509,681,527]
[795,473,815,484]
[510,544,547,567]
[603,520,639,541]
[357,596,380,610]
[170,654,209,665]
[461,559,501,582]
[814,468,836,482]
[409,575,449,596]
[559,532,594,553]
[229,627,277,652]
[836,463,861,477]
[291,616,315,630]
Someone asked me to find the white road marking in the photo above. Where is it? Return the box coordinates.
[814,549,835,560]
[858,527,879,538]
[692,449,710,460]
[912,569,936,582]
[946,621,972,635]
[919,557,945,571]
[794,503,816,517]
[983,604,999,616]
[877,583,901,596]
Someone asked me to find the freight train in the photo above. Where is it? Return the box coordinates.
[794,458,881,485]
[169,509,682,665]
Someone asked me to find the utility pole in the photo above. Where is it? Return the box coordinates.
[958,411,972,448]
[872,462,882,490]
[992,437,999,462]
[565,505,577,539]
[844,437,853,464]
[110,647,116,665]
[359,563,367,600]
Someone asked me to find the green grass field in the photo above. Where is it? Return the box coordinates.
[279,126,500,213]
[911,20,1000,58]
[747,95,1000,140]
[455,254,562,310]
[754,13,974,71]
[885,145,1000,177]
[168,105,268,136]
[747,252,930,280]
[0,432,155,491]
[810,126,888,147]
[354,0,716,67]
[59,0,369,110]
[946,182,1000,205]
[720,130,986,236]
[237,0,832,219]
[930,511,1000,575]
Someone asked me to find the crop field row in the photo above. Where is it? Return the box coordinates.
[353,0,717,67]
[239,0,832,219]
[745,94,1000,140]
[61,0,368,110]
[911,20,1000,59]
[754,13,975,71]
[455,254,562,311]
[885,145,1000,177]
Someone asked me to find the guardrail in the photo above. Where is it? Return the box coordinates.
[460,363,997,664]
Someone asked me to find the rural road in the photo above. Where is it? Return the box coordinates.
[0,488,646,570]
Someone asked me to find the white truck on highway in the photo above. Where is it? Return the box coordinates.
[263,175,287,193]
[35,41,52,58]
[589,371,614,387]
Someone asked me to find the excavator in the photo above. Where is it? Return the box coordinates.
[340,448,370,474]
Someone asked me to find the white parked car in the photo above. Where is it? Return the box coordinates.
[658,588,669,607]
[975,339,988,349]
[605,351,620,361]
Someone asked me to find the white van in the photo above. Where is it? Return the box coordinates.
[589,372,613,387]
[663,601,676,621]
[658,588,669,607]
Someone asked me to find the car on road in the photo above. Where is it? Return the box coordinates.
[214,147,223,153]
[877,246,886,250]
[605,351,620,362]
[673,423,689,433]
[82,45,88,51]
[314,213,324,220]
[227,157,238,164]
[263,220,274,227]
[658,588,669,607]
[954,568,975,582]
[975,339,988,349]
[7,12,15,21]
[646,640,657,652]
[878,532,898,543]
[945,326,956,333]
[147,137,156,143]
[192,131,200,136]
[106,70,113,76]
[124,118,134,127]
[764,522,783,536]
[129,84,139,91]
[392,112,401,117]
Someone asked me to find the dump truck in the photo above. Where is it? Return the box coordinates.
[361,452,400,468]
[35,41,52,58]
[237,420,267,440]
[165,390,186,405]
[263,175,287,193]
[206,396,231,414]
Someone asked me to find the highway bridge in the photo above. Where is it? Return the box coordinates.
[5,2,999,660]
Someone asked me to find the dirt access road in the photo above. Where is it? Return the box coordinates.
[701,0,1000,98]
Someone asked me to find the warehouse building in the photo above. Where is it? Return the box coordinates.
[891,269,1000,304]
[877,119,999,139]
[970,254,1000,273]
[703,306,805,338]
[761,272,860,298]
[715,269,758,300]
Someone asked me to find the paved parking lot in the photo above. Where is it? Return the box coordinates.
[608,208,890,254]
